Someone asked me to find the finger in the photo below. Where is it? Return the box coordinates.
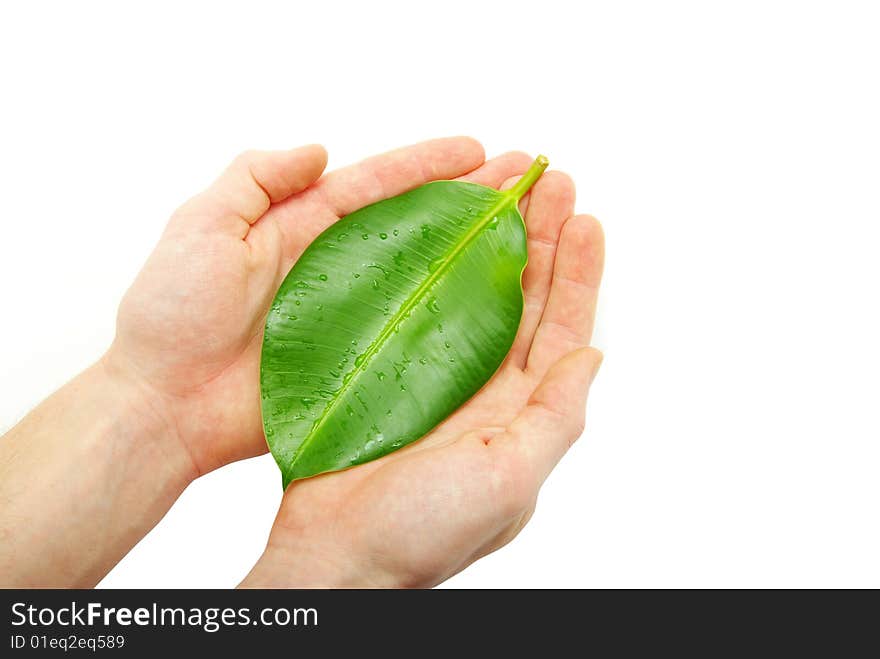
[456,151,533,188]
[184,146,328,233]
[314,137,485,217]
[495,347,603,484]
[504,171,576,369]
[525,214,604,377]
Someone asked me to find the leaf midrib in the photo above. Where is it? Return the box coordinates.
[286,185,518,473]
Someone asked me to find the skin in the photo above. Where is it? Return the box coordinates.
[0,138,604,588]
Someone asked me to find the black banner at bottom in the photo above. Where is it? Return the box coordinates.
[1,589,874,653]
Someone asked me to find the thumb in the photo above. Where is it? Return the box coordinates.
[178,145,328,230]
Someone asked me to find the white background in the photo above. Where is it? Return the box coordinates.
[1,1,878,588]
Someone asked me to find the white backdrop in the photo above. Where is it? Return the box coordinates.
[1,1,878,588]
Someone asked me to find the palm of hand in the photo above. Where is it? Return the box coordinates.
[269,361,592,588]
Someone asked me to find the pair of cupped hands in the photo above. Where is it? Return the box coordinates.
[16,138,604,588]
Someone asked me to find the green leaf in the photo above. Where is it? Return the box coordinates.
[261,155,549,486]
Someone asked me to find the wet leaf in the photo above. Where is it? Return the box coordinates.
[261,156,549,486]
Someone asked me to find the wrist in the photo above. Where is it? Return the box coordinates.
[239,540,396,589]
[0,355,197,586]
[99,349,199,486]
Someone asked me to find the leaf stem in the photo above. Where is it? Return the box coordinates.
[507,155,549,202]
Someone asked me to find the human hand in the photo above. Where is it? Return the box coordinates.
[241,164,604,588]
[108,138,491,476]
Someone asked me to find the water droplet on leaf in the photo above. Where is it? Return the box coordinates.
[368,263,390,278]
